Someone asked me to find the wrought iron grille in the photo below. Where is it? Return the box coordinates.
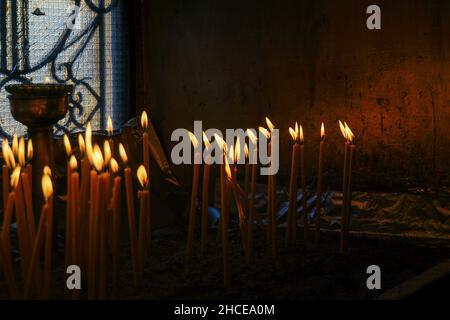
[0,0,129,139]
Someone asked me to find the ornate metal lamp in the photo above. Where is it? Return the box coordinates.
[5,83,73,212]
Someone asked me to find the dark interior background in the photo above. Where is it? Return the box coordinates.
[131,0,450,191]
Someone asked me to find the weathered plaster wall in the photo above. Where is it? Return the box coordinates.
[139,0,450,190]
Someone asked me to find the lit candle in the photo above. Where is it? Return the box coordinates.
[26,139,33,189]
[339,122,355,253]
[19,138,35,246]
[286,123,300,246]
[226,152,247,254]
[259,126,272,246]
[87,162,99,300]
[13,166,31,276]
[222,155,231,288]
[42,171,54,299]
[246,129,258,263]
[64,134,72,268]
[119,143,139,287]
[137,165,149,283]
[92,145,109,299]
[2,140,10,214]
[69,156,79,267]
[201,132,211,255]
[110,159,121,296]
[244,143,250,195]
[315,123,325,244]
[214,134,231,287]
[24,173,53,299]
[265,117,277,257]
[186,131,200,260]
[78,133,90,266]
[299,125,308,240]
[141,111,150,181]
[2,140,15,245]
[107,115,114,156]
[0,155,18,298]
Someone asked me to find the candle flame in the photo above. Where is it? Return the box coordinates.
[137,165,148,188]
[258,127,270,139]
[103,140,112,165]
[234,136,241,163]
[213,134,227,152]
[244,143,249,159]
[63,134,71,157]
[10,166,21,189]
[3,141,16,170]
[141,111,148,130]
[321,122,325,139]
[110,158,119,174]
[224,157,232,181]
[85,122,93,165]
[345,123,354,143]
[202,131,211,149]
[188,131,199,149]
[86,122,92,144]
[228,144,234,164]
[78,134,85,156]
[265,117,275,132]
[93,144,104,172]
[43,166,52,177]
[107,115,113,136]
[18,137,26,167]
[69,155,78,170]
[289,122,299,142]
[12,134,18,158]
[119,143,128,165]
[339,120,348,140]
[27,139,33,161]
[246,129,258,145]
[299,125,304,143]
[41,174,53,202]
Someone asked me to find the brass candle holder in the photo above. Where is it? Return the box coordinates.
[5,83,73,213]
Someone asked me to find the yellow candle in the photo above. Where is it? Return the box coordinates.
[107,115,115,156]
[99,171,110,299]
[110,159,121,296]
[286,123,300,246]
[186,132,200,260]
[137,165,149,284]
[141,111,150,179]
[87,169,98,299]
[246,130,258,263]
[70,156,80,267]
[64,134,72,268]
[27,139,33,191]
[14,168,31,276]
[315,123,325,244]
[120,143,139,287]
[299,126,308,241]
[42,172,53,299]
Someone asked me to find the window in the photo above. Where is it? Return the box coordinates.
[0,0,129,138]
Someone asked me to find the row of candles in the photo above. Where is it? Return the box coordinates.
[0,112,153,299]
[185,118,355,287]
[0,110,355,296]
